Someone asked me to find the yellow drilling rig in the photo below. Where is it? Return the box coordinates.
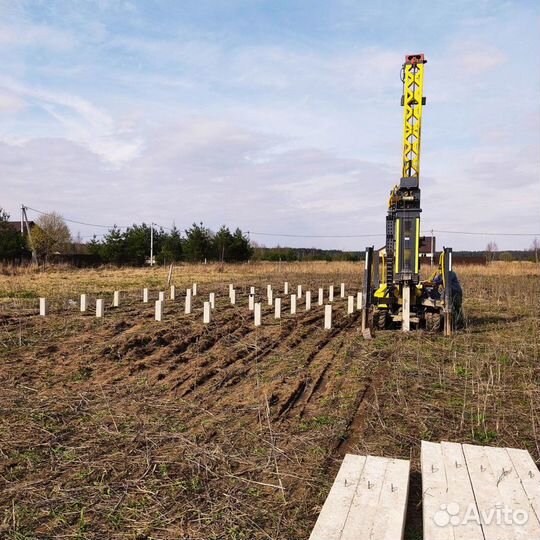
[362,53,458,336]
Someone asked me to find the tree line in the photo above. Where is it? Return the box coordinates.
[0,209,27,260]
[1,207,539,265]
[252,246,362,262]
[0,209,80,263]
[88,222,253,265]
[0,209,253,265]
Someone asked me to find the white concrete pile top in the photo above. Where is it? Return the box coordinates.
[309,453,410,540]
[421,440,540,539]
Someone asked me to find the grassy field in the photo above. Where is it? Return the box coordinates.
[0,262,539,539]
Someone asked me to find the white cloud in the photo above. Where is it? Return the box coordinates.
[1,102,538,251]
[0,1,537,252]
[0,116,392,246]
[0,22,75,50]
[450,43,508,74]
[0,78,142,165]
[0,91,26,112]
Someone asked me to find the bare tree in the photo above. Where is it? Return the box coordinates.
[485,241,498,263]
[531,237,539,264]
[32,212,72,262]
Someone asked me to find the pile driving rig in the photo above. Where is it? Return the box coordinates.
[361,53,456,335]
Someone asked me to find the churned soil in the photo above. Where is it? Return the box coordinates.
[0,263,538,539]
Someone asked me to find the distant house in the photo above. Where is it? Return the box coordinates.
[6,220,36,236]
[420,236,436,262]
[375,236,436,263]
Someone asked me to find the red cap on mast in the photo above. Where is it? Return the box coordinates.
[404,53,426,65]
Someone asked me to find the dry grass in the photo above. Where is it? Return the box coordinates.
[0,262,538,539]
[0,261,363,301]
[456,261,540,277]
[1,260,537,300]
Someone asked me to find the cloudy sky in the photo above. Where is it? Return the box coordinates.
[1,0,539,250]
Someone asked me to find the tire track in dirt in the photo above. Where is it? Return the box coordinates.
[168,304,340,411]
[171,307,361,440]
[302,361,332,409]
[331,349,391,458]
[50,303,243,384]
[276,379,309,418]
[333,380,373,455]
[121,305,243,377]
[298,347,391,515]
[175,310,326,397]
[207,310,329,392]
[78,301,256,388]
[168,313,272,393]
[272,312,361,421]
[224,306,341,377]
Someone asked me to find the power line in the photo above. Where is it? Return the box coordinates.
[247,231,386,239]
[153,223,176,232]
[432,229,539,237]
[22,205,539,239]
[25,206,183,234]
[247,229,539,239]
[24,206,130,229]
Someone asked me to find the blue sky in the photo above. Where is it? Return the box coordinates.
[1,0,539,250]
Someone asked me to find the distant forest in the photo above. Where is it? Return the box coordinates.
[253,247,537,263]
[1,208,538,265]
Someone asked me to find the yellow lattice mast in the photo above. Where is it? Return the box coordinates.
[385,54,427,287]
[401,53,426,180]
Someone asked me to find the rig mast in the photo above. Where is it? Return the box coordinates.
[386,53,426,287]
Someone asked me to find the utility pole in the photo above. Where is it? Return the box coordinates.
[150,222,154,266]
[21,204,38,265]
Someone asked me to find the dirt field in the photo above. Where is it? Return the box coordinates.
[1,262,539,539]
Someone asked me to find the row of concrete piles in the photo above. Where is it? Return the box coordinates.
[38,282,363,330]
